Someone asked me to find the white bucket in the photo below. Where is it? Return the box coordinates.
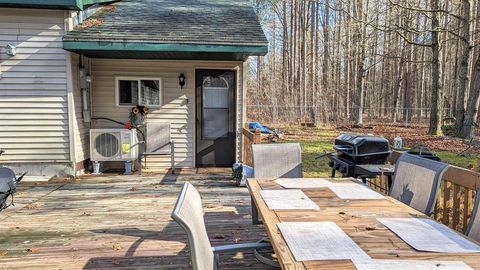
[393,136,403,149]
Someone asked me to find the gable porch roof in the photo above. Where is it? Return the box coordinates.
[0,0,115,10]
[63,0,268,61]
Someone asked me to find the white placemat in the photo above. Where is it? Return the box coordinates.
[353,259,474,270]
[275,178,385,200]
[277,221,370,261]
[275,178,333,189]
[378,218,480,253]
[260,190,320,210]
[328,183,385,200]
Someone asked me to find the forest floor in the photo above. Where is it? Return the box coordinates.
[270,123,480,176]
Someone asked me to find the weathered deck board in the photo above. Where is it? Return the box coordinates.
[0,171,274,270]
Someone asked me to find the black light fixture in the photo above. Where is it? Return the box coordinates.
[178,73,186,89]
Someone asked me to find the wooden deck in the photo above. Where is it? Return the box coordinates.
[0,169,275,269]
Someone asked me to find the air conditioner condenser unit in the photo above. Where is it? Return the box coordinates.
[90,129,139,162]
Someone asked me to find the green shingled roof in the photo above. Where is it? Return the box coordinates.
[62,0,268,60]
[0,0,115,10]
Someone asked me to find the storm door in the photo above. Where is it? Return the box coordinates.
[195,70,236,167]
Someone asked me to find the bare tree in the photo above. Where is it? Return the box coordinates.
[247,0,480,136]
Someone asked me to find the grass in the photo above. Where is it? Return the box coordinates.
[287,140,334,178]
[436,151,478,170]
[288,137,477,232]
[290,139,480,177]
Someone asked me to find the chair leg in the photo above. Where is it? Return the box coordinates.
[212,238,279,268]
[214,253,220,270]
[251,195,262,225]
[254,248,280,268]
[254,237,280,267]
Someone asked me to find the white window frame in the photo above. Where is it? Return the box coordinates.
[115,76,163,107]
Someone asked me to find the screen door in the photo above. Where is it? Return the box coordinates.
[195,70,236,167]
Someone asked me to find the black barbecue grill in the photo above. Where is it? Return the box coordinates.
[328,134,392,178]
[0,149,25,212]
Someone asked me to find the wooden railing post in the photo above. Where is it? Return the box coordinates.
[464,189,473,232]
[452,184,461,230]
[253,128,261,144]
[443,181,452,226]
[242,126,262,167]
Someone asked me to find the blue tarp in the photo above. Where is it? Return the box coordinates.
[232,163,253,187]
[249,122,272,134]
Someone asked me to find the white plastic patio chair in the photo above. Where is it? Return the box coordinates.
[466,190,480,242]
[389,153,449,215]
[171,182,278,270]
[250,143,303,224]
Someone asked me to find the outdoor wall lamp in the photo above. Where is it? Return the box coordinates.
[6,44,16,56]
[179,73,186,89]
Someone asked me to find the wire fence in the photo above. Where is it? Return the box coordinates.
[246,105,454,127]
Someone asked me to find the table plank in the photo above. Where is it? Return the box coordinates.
[248,178,480,270]
[248,179,305,269]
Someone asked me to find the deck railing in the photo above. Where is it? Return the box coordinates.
[240,133,480,233]
[242,125,261,166]
[381,151,480,233]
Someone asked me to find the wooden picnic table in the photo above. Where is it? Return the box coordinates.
[247,178,480,270]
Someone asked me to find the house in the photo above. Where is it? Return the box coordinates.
[0,0,268,176]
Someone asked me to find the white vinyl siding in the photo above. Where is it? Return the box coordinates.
[70,54,90,164]
[0,8,70,164]
[90,59,244,168]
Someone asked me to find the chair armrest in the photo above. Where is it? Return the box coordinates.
[212,241,271,253]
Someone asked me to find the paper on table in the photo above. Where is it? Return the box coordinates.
[275,178,333,189]
[275,178,385,200]
[260,190,320,210]
[377,218,480,253]
[353,259,474,270]
[277,222,370,261]
[328,182,385,200]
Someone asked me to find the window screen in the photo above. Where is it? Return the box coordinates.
[140,80,160,105]
[203,108,229,139]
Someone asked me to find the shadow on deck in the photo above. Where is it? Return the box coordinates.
[0,169,274,269]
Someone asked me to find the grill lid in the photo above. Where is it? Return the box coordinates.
[334,133,391,156]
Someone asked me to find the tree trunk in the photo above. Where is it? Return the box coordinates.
[353,0,368,126]
[322,0,330,104]
[393,44,406,122]
[428,0,443,135]
[455,0,472,135]
[282,0,288,101]
[462,54,480,138]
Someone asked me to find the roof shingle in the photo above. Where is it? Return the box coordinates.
[63,0,268,47]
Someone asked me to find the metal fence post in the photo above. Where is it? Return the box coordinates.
[405,108,409,127]
[272,105,277,126]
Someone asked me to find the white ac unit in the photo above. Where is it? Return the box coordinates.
[90,129,139,162]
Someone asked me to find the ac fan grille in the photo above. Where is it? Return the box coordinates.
[95,133,119,158]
